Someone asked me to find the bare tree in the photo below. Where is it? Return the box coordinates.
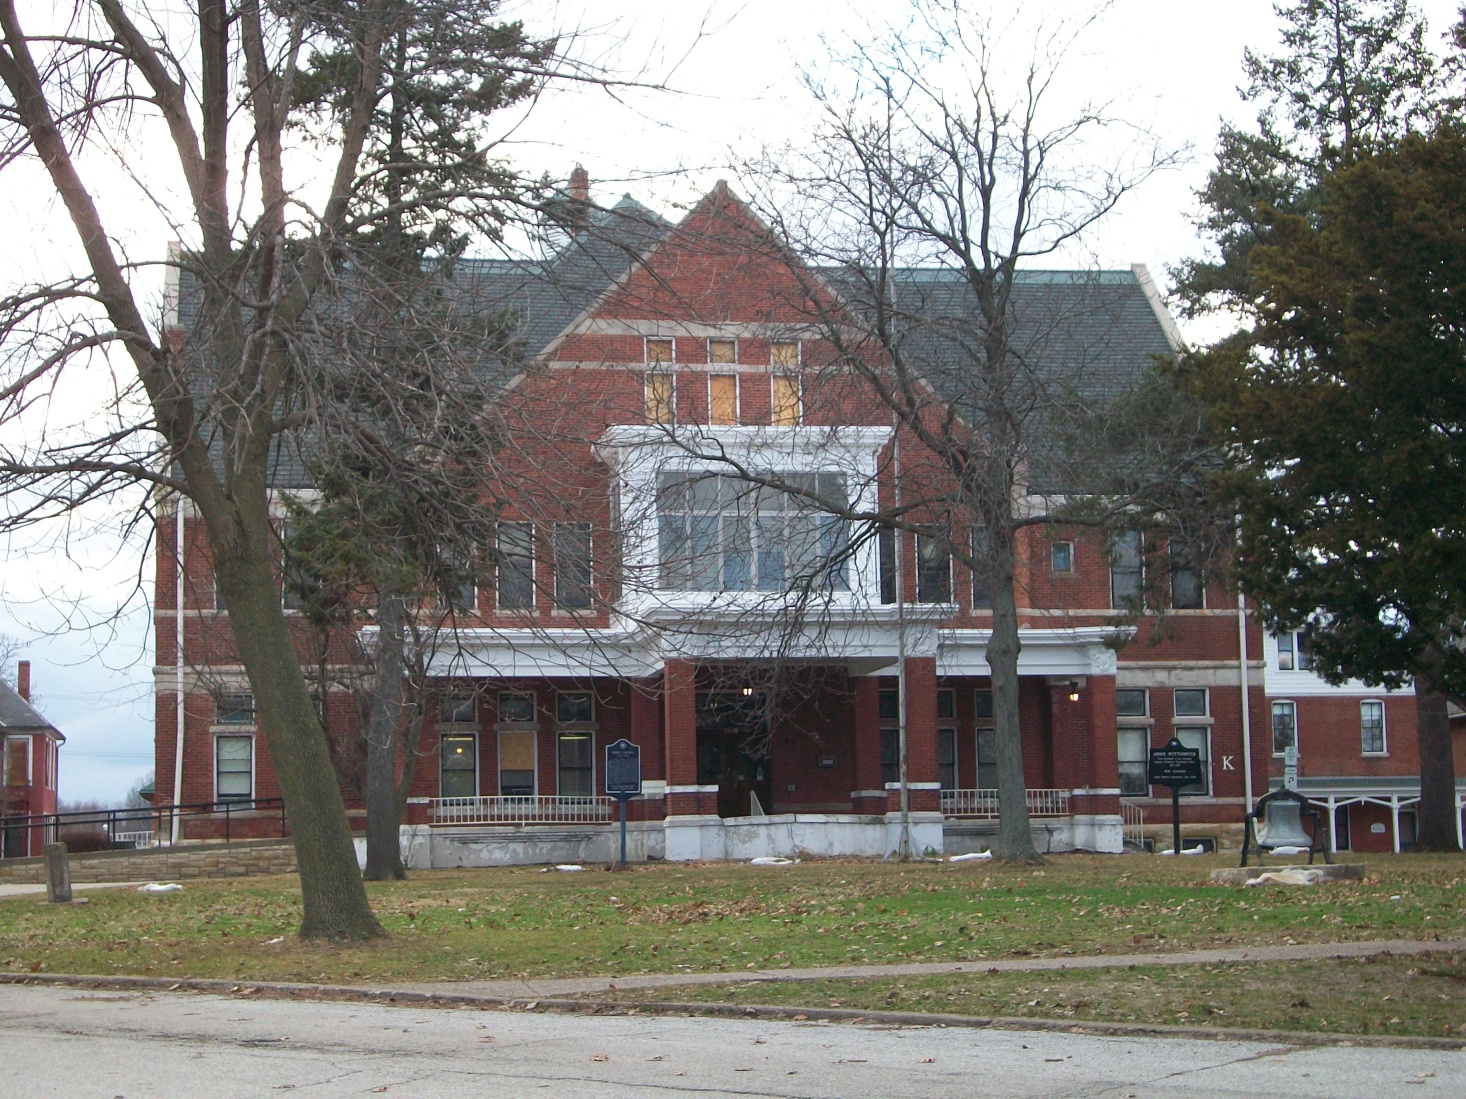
[0,632,18,684]
[0,0,583,938]
[735,2,1194,860]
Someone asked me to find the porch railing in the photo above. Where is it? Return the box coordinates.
[940,788,1072,819]
[1121,799,1146,847]
[429,795,614,826]
[0,797,287,857]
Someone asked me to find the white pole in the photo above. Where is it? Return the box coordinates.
[1327,795,1337,853]
[1236,589,1254,810]
[171,494,186,844]
[893,433,910,860]
[1391,796,1401,854]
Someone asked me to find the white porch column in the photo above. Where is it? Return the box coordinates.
[1391,796,1401,854]
[1326,796,1337,854]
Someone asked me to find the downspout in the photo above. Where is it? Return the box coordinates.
[894,432,911,860]
[1237,588,1254,810]
[171,494,186,843]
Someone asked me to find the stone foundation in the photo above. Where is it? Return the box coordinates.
[0,839,297,884]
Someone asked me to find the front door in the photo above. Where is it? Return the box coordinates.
[695,692,773,818]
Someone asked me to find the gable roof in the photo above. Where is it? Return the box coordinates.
[0,680,62,740]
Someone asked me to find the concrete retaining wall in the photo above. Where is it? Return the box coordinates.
[0,839,297,884]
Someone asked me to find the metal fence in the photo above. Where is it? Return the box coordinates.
[429,795,614,826]
[0,797,287,856]
[940,788,1072,819]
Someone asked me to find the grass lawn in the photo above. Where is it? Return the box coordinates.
[0,853,1462,988]
[609,952,1466,1041]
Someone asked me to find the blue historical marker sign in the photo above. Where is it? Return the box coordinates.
[604,738,642,797]
[605,738,641,869]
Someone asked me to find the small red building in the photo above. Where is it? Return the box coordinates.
[150,178,1462,862]
[1,661,64,858]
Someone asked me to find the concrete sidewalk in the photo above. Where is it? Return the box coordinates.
[393,936,1466,1001]
[0,881,146,899]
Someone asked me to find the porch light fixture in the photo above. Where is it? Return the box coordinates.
[1067,680,1080,702]
[741,686,754,697]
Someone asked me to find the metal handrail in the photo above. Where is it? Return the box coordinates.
[429,795,614,825]
[939,788,1072,819]
[0,797,288,856]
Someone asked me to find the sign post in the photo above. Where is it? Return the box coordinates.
[603,738,642,869]
[1148,737,1204,857]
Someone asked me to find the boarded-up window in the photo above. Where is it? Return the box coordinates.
[645,338,674,363]
[772,375,800,426]
[709,375,738,425]
[709,338,736,363]
[771,340,799,367]
[499,731,536,796]
[645,373,674,424]
[3,737,30,786]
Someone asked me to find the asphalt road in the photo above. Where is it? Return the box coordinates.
[0,983,1460,1098]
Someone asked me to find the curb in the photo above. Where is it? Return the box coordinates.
[4,971,1464,1052]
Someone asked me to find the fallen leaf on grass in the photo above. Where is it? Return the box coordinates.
[591,1053,609,1062]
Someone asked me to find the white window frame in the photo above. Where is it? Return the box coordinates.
[644,371,676,424]
[707,337,738,365]
[213,732,255,803]
[1360,699,1388,756]
[495,522,535,611]
[707,372,740,426]
[1173,687,1209,718]
[215,693,256,726]
[1117,726,1151,797]
[769,339,801,368]
[552,522,593,611]
[644,336,676,364]
[497,728,538,798]
[1271,699,1297,757]
[1172,726,1212,797]
[439,732,479,800]
[1109,530,1144,608]
[555,691,596,799]
[3,735,33,786]
[1050,540,1074,574]
[1168,539,1206,609]
[771,372,802,426]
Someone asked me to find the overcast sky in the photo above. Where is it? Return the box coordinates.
[2,0,1461,804]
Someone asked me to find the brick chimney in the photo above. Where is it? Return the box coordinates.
[569,164,589,203]
[16,660,30,701]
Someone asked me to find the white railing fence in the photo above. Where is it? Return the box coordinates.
[1120,800,1146,848]
[429,795,614,826]
[940,788,1071,819]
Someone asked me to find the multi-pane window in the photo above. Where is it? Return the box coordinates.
[1110,531,1144,608]
[440,694,477,725]
[1051,541,1073,574]
[916,534,951,603]
[1173,727,1211,796]
[656,472,849,592]
[215,735,253,801]
[879,688,899,786]
[496,522,534,610]
[1169,540,1203,609]
[1276,630,1315,671]
[442,549,476,614]
[1173,688,1208,717]
[499,693,536,723]
[936,689,957,792]
[1271,700,1297,755]
[1116,689,1149,795]
[1117,728,1150,796]
[771,374,801,426]
[971,526,991,609]
[215,694,255,725]
[553,523,592,610]
[1361,700,1386,754]
[1116,689,1148,718]
[645,373,674,424]
[439,735,476,799]
[556,691,594,797]
[974,689,997,790]
[709,374,738,425]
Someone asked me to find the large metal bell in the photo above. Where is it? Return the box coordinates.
[1256,798,1314,849]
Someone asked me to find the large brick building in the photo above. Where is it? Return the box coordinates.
[151,179,1458,864]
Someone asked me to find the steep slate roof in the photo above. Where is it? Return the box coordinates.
[175,187,1176,494]
[0,680,62,740]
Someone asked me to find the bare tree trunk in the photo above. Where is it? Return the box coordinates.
[987,527,1039,863]
[363,587,408,881]
[210,500,383,939]
[1414,687,1460,853]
